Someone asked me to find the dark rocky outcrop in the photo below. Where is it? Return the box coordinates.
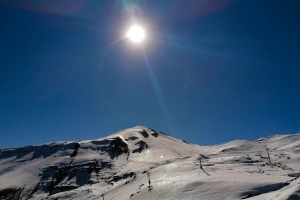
[132,141,148,153]
[151,132,159,137]
[126,136,139,141]
[111,137,129,155]
[139,130,149,138]
[40,161,112,196]
[0,187,23,200]
[70,143,80,158]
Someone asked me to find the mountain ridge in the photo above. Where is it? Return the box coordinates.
[1,126,299,200]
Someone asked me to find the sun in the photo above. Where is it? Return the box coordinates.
[126,25,145,43]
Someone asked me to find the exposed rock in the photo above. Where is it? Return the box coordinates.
[139,130,149,138]
[132,141,148,153]
[151,132,159,137]
[0,187,23,200]
[111,137,129,155]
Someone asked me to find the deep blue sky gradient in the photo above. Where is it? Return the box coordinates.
[1,0,300,148]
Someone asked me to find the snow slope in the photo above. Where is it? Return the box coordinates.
[0,126,299,200]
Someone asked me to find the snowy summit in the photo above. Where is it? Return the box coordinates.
[0,126,299,200]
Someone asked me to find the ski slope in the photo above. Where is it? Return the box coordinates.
[0,126,299,199]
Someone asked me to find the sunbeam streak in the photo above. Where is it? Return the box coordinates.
[156,38,244,61]
[142,50,173,132]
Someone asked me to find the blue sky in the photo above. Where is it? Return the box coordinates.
[1,0,299,148]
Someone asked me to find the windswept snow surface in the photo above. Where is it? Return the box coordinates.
[0,126,299,200]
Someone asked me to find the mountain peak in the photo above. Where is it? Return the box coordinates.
[1,128,300,200]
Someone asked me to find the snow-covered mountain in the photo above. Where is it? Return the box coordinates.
[0,126,299,200]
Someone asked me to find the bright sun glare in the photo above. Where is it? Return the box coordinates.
[126,25,145,43]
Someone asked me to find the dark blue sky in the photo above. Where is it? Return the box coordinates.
[1,0,300,148]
